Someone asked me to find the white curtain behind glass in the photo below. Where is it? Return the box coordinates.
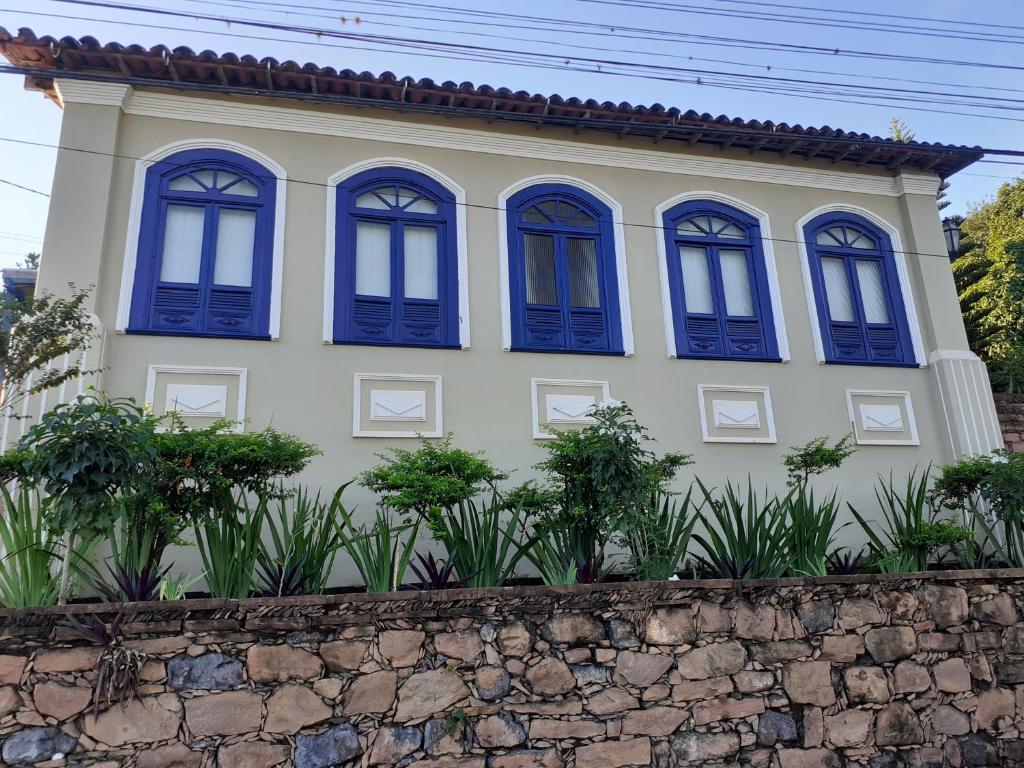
[403,226,439,300]
[719,250,754,316]
[821,257,855,322]
[355,221,392,297]
[160,205,205,283]
[213,209,256,287]
[679,245,713,314]
[568,238,600,308]
[855,260,890,324]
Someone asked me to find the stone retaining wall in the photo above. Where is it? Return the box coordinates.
[1,571,1024,767]
[995,394,1024,453]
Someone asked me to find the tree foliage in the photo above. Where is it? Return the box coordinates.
[0,284,100,416]
[952,178,1024,391]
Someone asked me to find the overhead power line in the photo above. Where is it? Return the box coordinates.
[0,178,50,197]
[570,0,1024,45]
[0,133,983,262]
[191,0,1024,97]
[34,0,1024,119]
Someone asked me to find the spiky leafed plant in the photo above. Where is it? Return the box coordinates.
[66,610,146,715]
[826,549,866,576]
[408,552,473,590]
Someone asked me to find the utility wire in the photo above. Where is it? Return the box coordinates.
[0,178,50,197]
[36,1,1024,115]
[570,0,1024,45]
[193,0,1024,96]
[0,133,986,262]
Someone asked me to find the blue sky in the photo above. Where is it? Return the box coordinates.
[0,0,1022,268]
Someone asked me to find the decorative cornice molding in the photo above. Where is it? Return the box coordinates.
[896,173,943,197]
[55,78,131,108]
[113,88,931,197]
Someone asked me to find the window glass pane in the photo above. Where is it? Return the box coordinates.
[355,221,392,297]
[403,226,438,300]
[568,238,600,308]
[223,178,259,197]
[213,209,256,287]
[816,227,845,247]
[396,188,420,208]
[159,205,206,283]
[679,245,714,314]
[847,228,877,249]
[192,170,216,189]
[521,206,550,224]
[564,204,596,228]
[821,257,855,322]
[355,191,391,210]
[719,249,754,316]
[677,218,704,236]
[708,216,745,239]
[405,196,438,215]
[855,259,890,324]
[524,233,557,305]
[168,174,205,192]
[215,172,239,189]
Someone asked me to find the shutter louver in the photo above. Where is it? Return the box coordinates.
[400,300,442,344]
[685,315,723,356]
[152,285,201,331]
[724,318,765,358]
[524,307,565,348]
[207,287,255,335]
[351,297,395,341]
[568,308,608,350]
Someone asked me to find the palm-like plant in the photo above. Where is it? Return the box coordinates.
[692,479,788,579]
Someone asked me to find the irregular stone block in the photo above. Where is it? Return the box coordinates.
[82,693,182,747]
[733,670,774,693]
[575,737,650,768]
[247,645,323,683]
[33,647,99,674]
[0,655,27,685]
[894,660,932,693]
[839,598,883,629]
[971,593,1019,625]
[777,748,842,768]
[586,687,639,715]
[695,601,732,633]
[185,690,263,737]
[750,640,812,665]
[797,600,835,634]
[295,724,361,768]
[757,711,797,746]
[844,666,890,704]
[933,704,970,736]
[875,701,924,746]
[32,682,89,721]
[0,686,22,718]
[824,708,872,747]
[919,585,968,628]
[570,664,606,686]
[167,652,244,691]
[475,712,526,748]
[526,657,576,696]
[735,602,775,641]
[612,650,673,687]
[343,670,398,715]
[820,635,865,662]
[497,624,533,657]
[975,687,1014,730]
[671,731,740,761]
[865,627,917,662]
[380,630,426,667]
[606,619,640,649]
[435,630,483,663]
[529,718,604,740]
[137,743,202,768]
[677,640,746,680]
[540,614,604,646]
[475,665,511,700]
[265,685,332,734]
[671,675,733,701]
[958,733,998,767]
[395,669,470,722]
[620,706,687,736]
[488,749,562,768]
[691,694,764,725]
[644,608,695,645]
[1,727,77,765]
[218,741,290,768]
[783,661,836,706]
[933,658,971,693]
[319,639,368,671]
[369,725,422,765]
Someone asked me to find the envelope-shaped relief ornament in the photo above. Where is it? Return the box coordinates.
[370,390,427,422]
[165,384,228,418]
[860,403,904,432]
[711,399,760,429]
[545,394,597,424]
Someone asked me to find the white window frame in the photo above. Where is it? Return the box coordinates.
[654,191,790,361]
[115,139,287,339]
[498,175,635,356]
[324,158,470,349]
[795,204,926,367]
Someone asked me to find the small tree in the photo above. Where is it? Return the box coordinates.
[16,392,157,604]
[0,285,100,417]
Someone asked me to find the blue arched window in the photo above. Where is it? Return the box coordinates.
[128,148,276,338]
[804,212,914,366]
[334,168,459,347]
[662,200,779,360]
[507,184,623,354]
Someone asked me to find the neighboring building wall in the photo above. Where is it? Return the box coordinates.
[0,573,1023,766]
[18,81,1003,583]
[995,394,1024,453]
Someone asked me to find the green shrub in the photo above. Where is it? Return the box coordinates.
[193,494,266,599]
[431,495,532,588]
[360,435,506,525]
[531,401,690,580]
[257,486,344,597]
[623,490,699,582]
[333,485,419,593]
